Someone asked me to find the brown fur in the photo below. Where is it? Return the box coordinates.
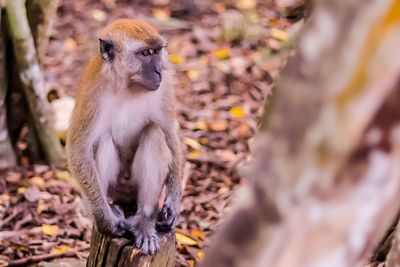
[99,19,165,49]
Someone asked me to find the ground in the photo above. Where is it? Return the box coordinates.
[0,0,299,266]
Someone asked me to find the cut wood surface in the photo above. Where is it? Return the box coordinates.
[87,226,176,267]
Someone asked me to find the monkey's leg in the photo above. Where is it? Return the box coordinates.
[93,136,126,236]
[126,123,172,255]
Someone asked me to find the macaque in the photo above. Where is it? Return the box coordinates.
[66,19,182,255]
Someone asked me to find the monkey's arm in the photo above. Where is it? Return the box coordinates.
[67,106,126,237]
[157,122,183,233]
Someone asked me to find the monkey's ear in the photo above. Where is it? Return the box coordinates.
[99,38,115,62]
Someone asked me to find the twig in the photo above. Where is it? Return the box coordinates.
[0,227,42,239]
[8,251,78,266]
[0,209,19,229]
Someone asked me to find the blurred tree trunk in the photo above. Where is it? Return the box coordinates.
[202,1,400,267]
[274,0,311,19]
[385,219,400,266]
[3,0,65,168]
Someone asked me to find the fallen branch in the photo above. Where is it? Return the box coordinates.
[8,251,78,266]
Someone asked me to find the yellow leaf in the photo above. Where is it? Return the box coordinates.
[214,48,230,60]
[152,8,170,20]
[64,38,77,51]
[187,150,200,159]
[0,193,10,205]
[238,123,251,137]
[29,176,45,189]
[196,251,205,260]
[58,130,66,141]
[213,3,226,13]
[191,229,205,240]
[187,259,195,267]
[194,121,208,131]
[55,170,73,181]
[91,9,107,22]
[236,0,256,9]
[216,149,238,162]
[17,187,26,194]
[16,245,28,251]
[170,54,182,64]
[200,55,209,65]
[184,137,202,150]
[186,70,200,80]
[218,187,229,194]
[207,121,228,132]
[51,245,69,254]
[199,137,208,145]
[270,28,289,42]
[37,199,46,214]
[176,231,199,246]
[230,106,246,118]
[42,224,60,236]
[216,62,230,73]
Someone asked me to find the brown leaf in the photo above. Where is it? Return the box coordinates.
[24,187,40,202]
[207,121,228,132]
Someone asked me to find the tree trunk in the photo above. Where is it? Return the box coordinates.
[87,226,176,267]
[5,0,65,168]
[202,0,400,266]
[26,0,59,64]
[0,9,16,170]
[386,220,400,267]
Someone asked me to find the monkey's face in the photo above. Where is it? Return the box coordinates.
[98,19,168,92]
[127,46,164,91]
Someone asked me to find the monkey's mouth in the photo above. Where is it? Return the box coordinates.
[129,78,161,91]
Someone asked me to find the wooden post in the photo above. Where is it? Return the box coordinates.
[87,226,176,267]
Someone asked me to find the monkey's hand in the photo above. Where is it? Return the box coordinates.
[126,214,160,255]
[95,204,126,237]
[156,196,179,233]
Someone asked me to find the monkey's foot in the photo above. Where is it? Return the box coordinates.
[96,217,126,237]
[156,201,179,233]
[126,215,160,255]
[96,205,127,237]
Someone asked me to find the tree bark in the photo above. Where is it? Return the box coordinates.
[202,0,400,266]
[0,9,16,170]
[26,0,59,64]
[386,220,400,267]
[5,0,65,168]
[87,226,176,267]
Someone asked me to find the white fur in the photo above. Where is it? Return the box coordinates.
[132,126,171,215]
[126,39,147,52]
[88,85,167,196]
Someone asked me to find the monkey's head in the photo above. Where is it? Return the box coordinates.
[98,19,168,91]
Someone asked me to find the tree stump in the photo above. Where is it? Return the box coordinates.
[87,226,176,267]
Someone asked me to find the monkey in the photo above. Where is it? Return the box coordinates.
[66,19,182,255]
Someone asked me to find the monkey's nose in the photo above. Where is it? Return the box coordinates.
[154,65,162,80]
[155,69,162,81]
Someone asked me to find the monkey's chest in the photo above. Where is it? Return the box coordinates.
[97,94,156,146]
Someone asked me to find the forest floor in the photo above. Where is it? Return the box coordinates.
[0,0,301,266]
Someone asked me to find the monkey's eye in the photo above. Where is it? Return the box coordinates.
[154,49,160,54]
[142,50,150,56]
